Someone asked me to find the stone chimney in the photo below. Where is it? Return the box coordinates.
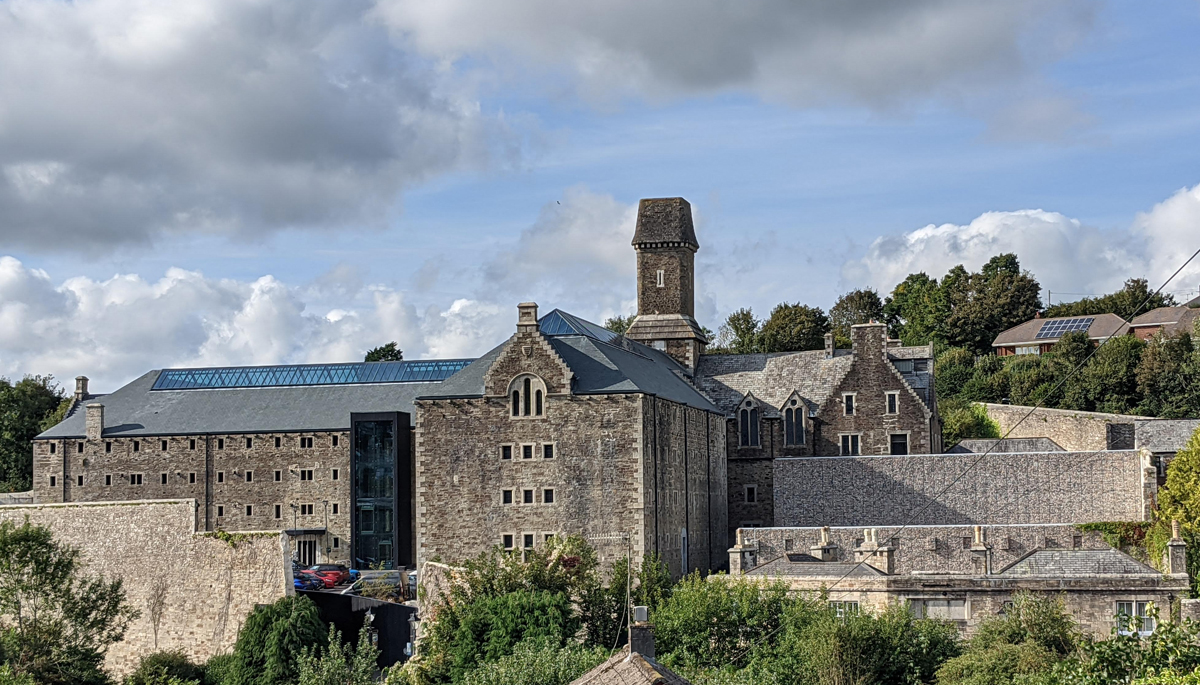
[854,528,895,575]
[629,605,655,659]
[850,322,887,359]
[517,302,539,335]
[74,376,89,402]
[1167,520,1188,575]
[970,525,991,575]
[728,529,758,574]
[824,332,834,359]
[85,403,104,441]
[810,525,838,561]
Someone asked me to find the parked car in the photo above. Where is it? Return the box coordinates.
[340,570,406,602]
[293,572,324,592]
[308,564,351,585]
[297,569,335,589]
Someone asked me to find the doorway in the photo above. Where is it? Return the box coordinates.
[297,539,318,566]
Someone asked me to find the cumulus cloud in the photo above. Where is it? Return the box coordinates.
[842,183,1200,301]
[376,0,1093,111]
[0,0,515,250]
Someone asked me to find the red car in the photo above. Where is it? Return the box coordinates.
[297,569,335,589]
[307,564,350,586]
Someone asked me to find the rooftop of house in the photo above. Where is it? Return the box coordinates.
[1129,305,1200,335]
[992,313,1130,348]
[571,649,692,685]
[996,548,1162,577]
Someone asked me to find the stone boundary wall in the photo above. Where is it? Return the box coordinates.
[983,404,1144,452]
[774,450,1153,527]
[737,524,1114,575]
[0,499,289,676]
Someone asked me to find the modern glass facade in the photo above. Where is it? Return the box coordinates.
[353,417,397,569]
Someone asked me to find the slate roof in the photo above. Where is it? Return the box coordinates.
[694,350,852,416]
[997,548,1160,577]
[948,438,1066,454]
[571,649,692,685]
[1129,306,1200,336]
[746,556,885,578]
[420,310,722,413]
[1135,419,1200,454]
[37,370,444,438]
[992,313,1130,347]
[631,197,698,249]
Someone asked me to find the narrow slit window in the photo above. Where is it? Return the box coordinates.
[535,389,543,416]
[76,475,83,487]
[133,440,139,452]
[511,390,520,417]
[656,269,665,287]
[246,437,253,449]
[189,472,196,484]
[275,436,281,448]
[886,392,898,415]
[189,439,196,450]
[105,474,112,486]
[161,440,168,451]
[160,473,167,485]
[274,504,282,519]
[246,470,253,483]
[217,438,224,450]
[217,472,224,483]
[49,443,56,455]
[523,378,532,416]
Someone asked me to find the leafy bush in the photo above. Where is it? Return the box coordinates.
[444,590,578,680]
[202,654,236,685]
[936,642,1059,685]
[458,637,607,685]
[579,553,671,650]
[224,595,327,685]
[298,624,380,685]
[125,652,205,685]
[940,398,1001,448]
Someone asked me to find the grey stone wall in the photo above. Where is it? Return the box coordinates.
[0,499,288,676]
[983,404,1142,451]
[33,432,352,565]
[774,450,1152,527]
[636,247,694,318]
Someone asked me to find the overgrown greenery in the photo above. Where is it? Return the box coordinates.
[457,638,607,685]
[297,624,380,685]
[124,652,205,685]
[0,375,68,492]
[0,519,139,685]
[220,595,327,685]
[365,342,404,362]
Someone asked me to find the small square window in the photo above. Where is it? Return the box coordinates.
[274,470,282,482]
[501,445,512,460]
[332,469,339,481]
[49,476,57,487]
[543,488,555,504]
[889,434,909,456]
[76,475,83,487]
[332,435,339,447]
[245,505,253,516]
[523,533,535,549]
[105,474,112,486]
[745,485,758,503]
[332,503,339,514]
[522,445,533,460]
[543,444,554,460]
[246,437,253,449]
[189,439,196,450]
[105,441,112,453]
[217,438,224,450]
[217,471,225,483]
[274,504,282,519]
[503,489,513,504]
[522,489,534,504]
[217,505,224,517]
[161,440,168,451]
[246,470,253,483]
[502,534,514,550]
[160,473,167,485]
[133,440,139,452]
[49,443,56,455]
[962,537,972,550]
[189,472,196,484]
[275,436,281,448]
[544,533,555,542]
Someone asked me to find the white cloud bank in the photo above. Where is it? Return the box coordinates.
[842,184,1200,301]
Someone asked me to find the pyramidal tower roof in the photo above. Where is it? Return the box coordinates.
[632,197,698,250]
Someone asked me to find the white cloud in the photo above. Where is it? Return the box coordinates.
[842,183,1200,302]
[0,0,517,250]
[376,0,1093,112]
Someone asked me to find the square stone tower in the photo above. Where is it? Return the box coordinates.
[624,197,708,370]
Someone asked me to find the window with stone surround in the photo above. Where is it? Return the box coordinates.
[333,537,340,549]
[130,473,143,485]
[543,443,554,460]
[300,437,314,448]
[1117,602,1155,636]
[739,398,760,447]
[501,445,512,460]
[217,471,225,483]
[522,489,534,504]
[502,534,515,550]
[843,393,856,416]
[783,400,804,446]
[217,438,224,450]
[503,489,513,504]
[76,475,83,487]
[160,473,167,485]
[656,269,665,287]
[886,392,899,415]
[889,433,909,455]
[521,444,534,460]
[543,488,555,504]
[509,375,547,418]
[189,472,196,484]
[105,441,112,453]
[300,469,314,481]
[331,469,338,481]
[217,505,224,517]
[332,435,339,447]
[744,485,758,503]
[274,470,282,482]
[105,474,112,486]
[839,434,860,456]
[274,504,282,519]
[523,533,535,549]
[49,476,56,487]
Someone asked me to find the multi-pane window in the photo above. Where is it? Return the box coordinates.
[332,435,339,447]
[503,489,514,504]
[840,434,860,456]
[843,393,856,416]
[739,403,760,447]
[784,401,804,446]
[830,601,860,618]
[745,485,758,503]
[909,599,967,620]
[1117,601,1155,636]
[300,437,314,448]
[543,488,555,504]
[509,375,546,418]
[301,504,314,515]
[889,434,909,456]
[300,469,314,481]
[522,445,533,460]
[130,474,143,485]
[886,392,899,415]
[502,534,515,550]
[522,489,534,504]
[543,444,554,460]
[501,445,512,460]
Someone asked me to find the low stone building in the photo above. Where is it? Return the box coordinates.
[729,523,1188,637]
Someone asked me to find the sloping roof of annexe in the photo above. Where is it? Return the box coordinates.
[420,309,722,413]
[36,364,459,439]
[992,313,1130,348]
[997,548,1162,577]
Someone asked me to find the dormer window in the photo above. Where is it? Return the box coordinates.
[784,399,804,446]
[739,399,760,447]
[508,375,547,418]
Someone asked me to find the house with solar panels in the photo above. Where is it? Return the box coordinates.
[992,313,1131,356]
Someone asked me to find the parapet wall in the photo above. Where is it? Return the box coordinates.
[0,499,289,675]
[983,404,1142,451]
[774,450,1153,527]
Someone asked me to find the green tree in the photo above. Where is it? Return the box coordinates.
[298,624,380,685]
[444,591,578,681]
[944,255,1043,354]
[885,272,948,346]
[1157,427,1200,536]
[829,289,884,348]
[602,315,634,335]
[939,398,1001,448]
[0,376,66,492]
[457,637,606,685]
[0,519,139,685]
[713,308,761,354]
[1061,335,1146,413]
[125,652,205,685]
[226,595,327,685]
[759,303,830,353]
[1045,278,1177,321]
[1136,332,1198,417]
[364,342,404,362]
[579,553,672,650]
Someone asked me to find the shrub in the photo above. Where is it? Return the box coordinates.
[225,595,327,685]
[936,642,1058,685]
[125,652,205,685]
[202,654,236,685]
[458,637,607,685]
[298,624,380,685]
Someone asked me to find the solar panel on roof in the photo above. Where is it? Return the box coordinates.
[151,359,474,390]
[1035,317,1095,339]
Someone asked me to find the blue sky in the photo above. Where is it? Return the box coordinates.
[2,0,1200,388]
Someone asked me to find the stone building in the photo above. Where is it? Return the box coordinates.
[728,523,1188,637]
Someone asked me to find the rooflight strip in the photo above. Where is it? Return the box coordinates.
[151,359,474,390]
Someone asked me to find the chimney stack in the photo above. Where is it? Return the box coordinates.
[629,606,655,659]
[74,376,89,402]
[824,332,834,359]
[1167,520,1188,575]
[85,403,104,441]
[517,302,539,335]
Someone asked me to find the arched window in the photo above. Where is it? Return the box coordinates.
[508,375,547,418]
[739,399,760,447]
[784,399,805,446]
